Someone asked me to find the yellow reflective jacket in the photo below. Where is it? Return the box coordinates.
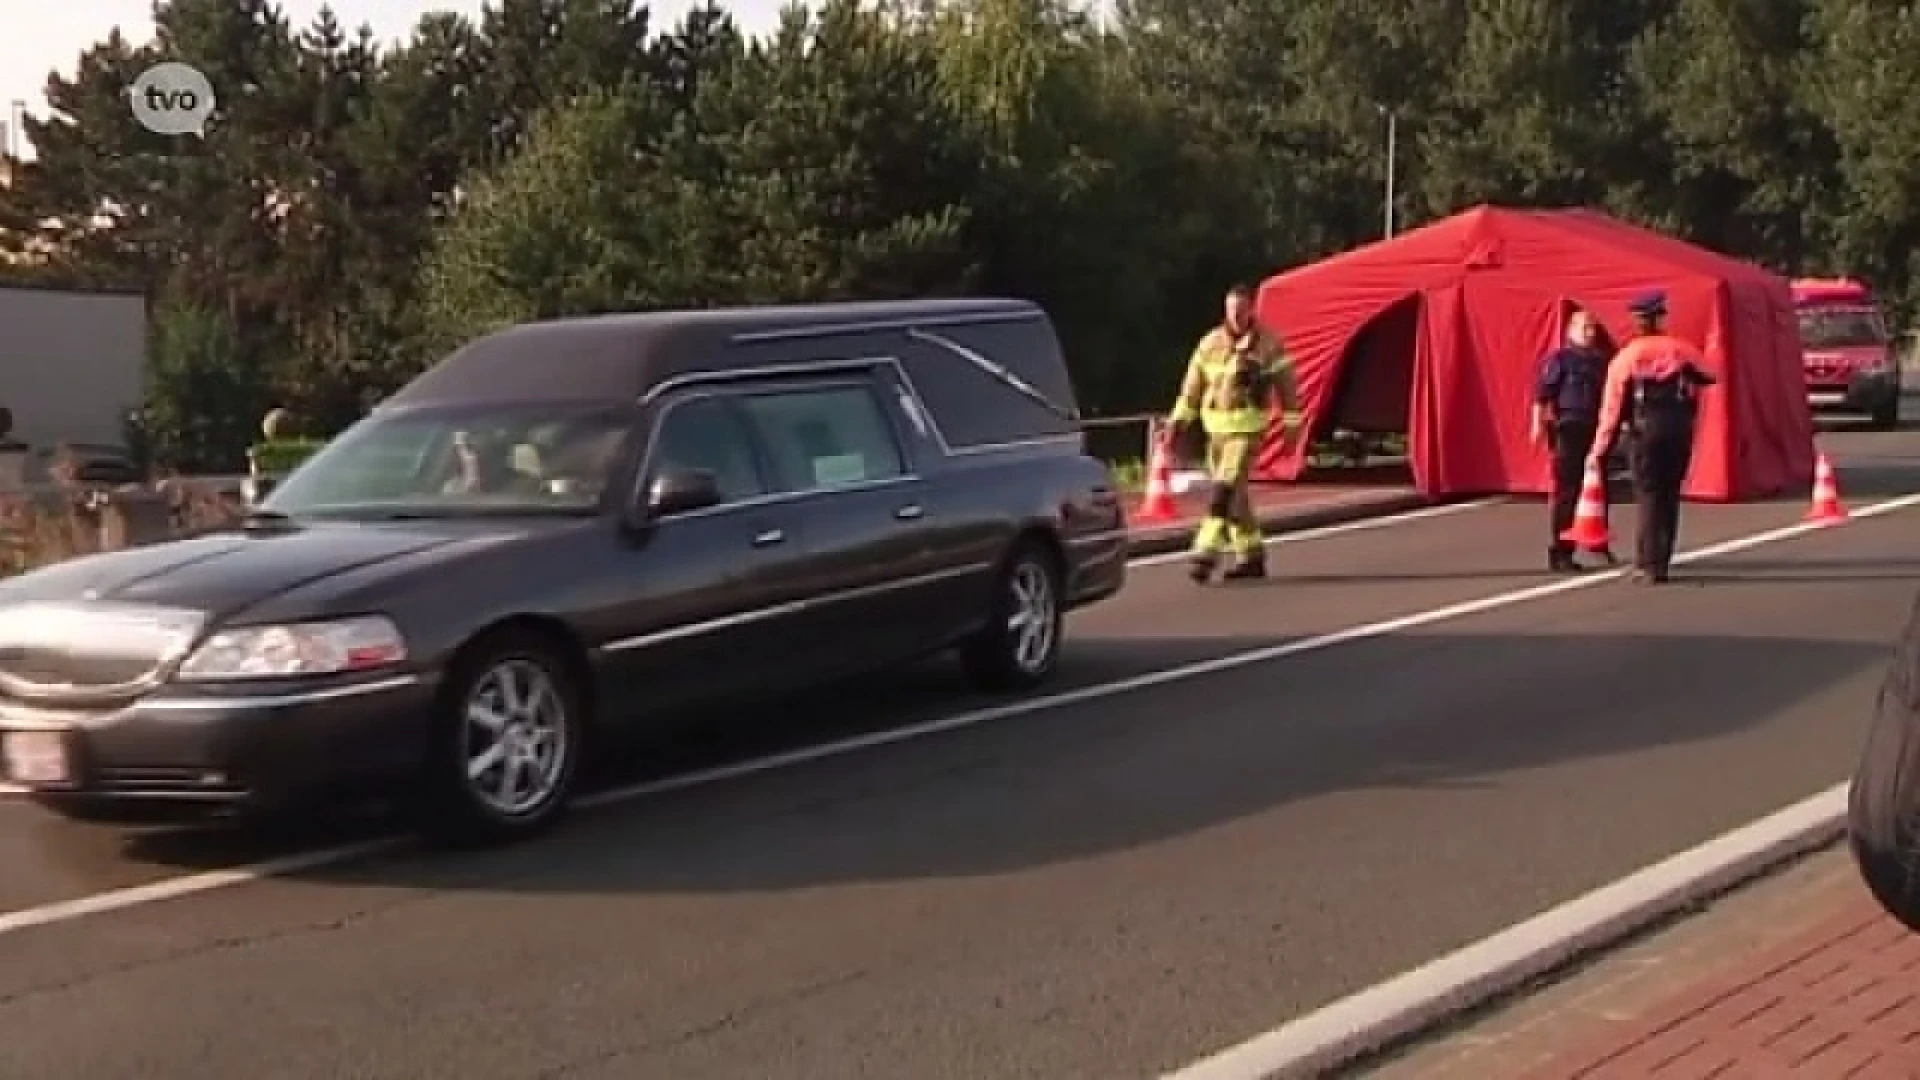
[1168,325,1302,436]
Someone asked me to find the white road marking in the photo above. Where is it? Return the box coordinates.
[1160,784,1852,1080]
[0,496,1496,801]
[0,492,1912,939]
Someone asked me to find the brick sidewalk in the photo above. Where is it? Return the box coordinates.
[1363,848,1920,1079]
[1524,888,1920,1078]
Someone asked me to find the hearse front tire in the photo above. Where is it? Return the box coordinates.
[961,541,1065,692]
[417,632,585,847]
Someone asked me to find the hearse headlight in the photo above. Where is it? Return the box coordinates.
[175,615,408,680]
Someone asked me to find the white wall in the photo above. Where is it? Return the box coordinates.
[0,287,146,449]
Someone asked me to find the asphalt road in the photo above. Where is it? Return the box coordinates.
[1,426,1918,1080]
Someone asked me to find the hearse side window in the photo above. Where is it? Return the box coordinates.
[737,384,907,493]
[647,396,768,505]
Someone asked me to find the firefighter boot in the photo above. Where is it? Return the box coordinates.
[1189,514,1230,584]
[1221,549,1267,581]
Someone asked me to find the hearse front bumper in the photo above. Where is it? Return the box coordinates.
[0,673,437,807]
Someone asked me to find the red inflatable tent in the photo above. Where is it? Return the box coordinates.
[1252,205,1813,501]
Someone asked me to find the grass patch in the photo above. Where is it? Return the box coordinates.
[1109,456,1147,491]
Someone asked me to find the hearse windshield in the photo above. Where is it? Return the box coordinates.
[1798,307,1887,349]
[262,402,631,519]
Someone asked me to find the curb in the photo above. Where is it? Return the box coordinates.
[1163,783,1851,1080]
[1125,490,1433,559]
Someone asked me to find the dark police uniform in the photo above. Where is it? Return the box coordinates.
[1534,342,1608,568]
[1589,293,1716,583]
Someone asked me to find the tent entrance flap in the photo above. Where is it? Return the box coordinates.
[1324,293,1419,440]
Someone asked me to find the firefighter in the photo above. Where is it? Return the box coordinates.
[1586,291,1717,584]
[1166,283,1303,583]
[1532,306,1618,572]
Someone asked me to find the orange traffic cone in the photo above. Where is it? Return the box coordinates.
[1133,428,1179,523]
[1805,451,1848,525]
[1560,463,1610,550]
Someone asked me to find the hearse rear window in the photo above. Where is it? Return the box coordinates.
[898,320,1079,449]
[739,385,907,492]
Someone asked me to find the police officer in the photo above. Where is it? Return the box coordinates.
[1532,307,1617,572]
[1166,283,1303,583]
[1587,291,1717,584]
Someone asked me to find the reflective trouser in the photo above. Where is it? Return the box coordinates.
[1191,432,1262,561]
[1630,416,1695,574]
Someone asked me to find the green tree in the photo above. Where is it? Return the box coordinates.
[1627,0,1838,267]
[415,86,664,359]
[140,295,269,472]
[1805,0,1920,317]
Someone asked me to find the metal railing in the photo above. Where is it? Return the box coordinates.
[1079,412,1408,468]
[1079,413,1158,465]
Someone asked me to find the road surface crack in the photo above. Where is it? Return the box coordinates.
[0,896,430,1010]
[531,967,874,1078]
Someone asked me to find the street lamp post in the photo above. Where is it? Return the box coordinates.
[1378,105,1397,238]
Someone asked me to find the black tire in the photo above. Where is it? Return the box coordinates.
[960,541,1065,691]
[1871,397,1900,430]
[416,632,586,846]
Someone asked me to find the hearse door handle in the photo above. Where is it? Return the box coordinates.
[751,528,785,547]
[894,504,924,521]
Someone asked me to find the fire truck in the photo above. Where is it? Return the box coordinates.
[1791,278,1901,429]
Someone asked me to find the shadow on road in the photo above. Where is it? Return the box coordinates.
[85,626,1888,894]
[1693,555,1920,585]
[1825,463,1919,500]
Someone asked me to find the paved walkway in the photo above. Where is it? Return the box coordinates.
[1367,847,1920,1079]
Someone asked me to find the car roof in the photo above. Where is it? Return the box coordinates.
[381,298,1045,409]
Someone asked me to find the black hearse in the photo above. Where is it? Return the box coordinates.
[0,299,1127,843]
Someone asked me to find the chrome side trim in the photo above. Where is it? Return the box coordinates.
[598,562,992,654]
[634,473,923,525]
[642,355,1087,463]
[728,309,1039,345]
[135,673,424,712]
[641,357,889,405]
[947,434,1085,457]
[882,356,957,455]
[1066,527,1129,547]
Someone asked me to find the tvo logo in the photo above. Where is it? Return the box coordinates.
[128,62,216,137]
